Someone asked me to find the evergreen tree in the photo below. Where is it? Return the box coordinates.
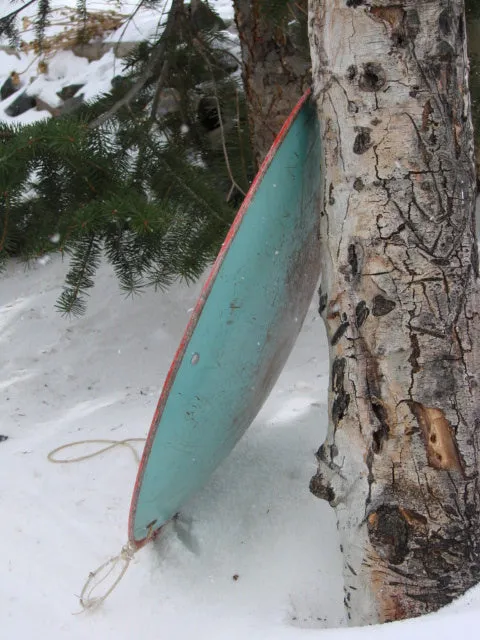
[0,0,254,314]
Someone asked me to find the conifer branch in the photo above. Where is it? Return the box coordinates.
[35,0,52,45]
[75,0,88,44]
[0,0,253,314]
[56,233,102,316]
[88,0,185,130]
[155,151,228,223]
[0,194,10,254]
[0,0,37,25]
[192,37,246,199]
[150,59,171,121]
[113,0,161,61]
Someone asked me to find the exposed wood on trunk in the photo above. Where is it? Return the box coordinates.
[233,0,311,166]
[308,0,480,625]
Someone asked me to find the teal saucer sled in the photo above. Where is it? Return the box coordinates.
[128,91,322,547]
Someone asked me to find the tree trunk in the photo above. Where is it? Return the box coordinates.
[308,0,480,625]
[466,6,480,181]
[233,0,311,166]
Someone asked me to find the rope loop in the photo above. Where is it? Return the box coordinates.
[79,542,137,611]
[78,523,156,611]
[48,438,145,465]
[47,436,154,610]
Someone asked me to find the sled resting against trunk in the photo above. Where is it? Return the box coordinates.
[129,90,322,547]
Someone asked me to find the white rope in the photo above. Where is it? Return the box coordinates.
[47,438,146,465]
[76,523,156,612]
[79,542,137,611]
[48,437,151,610]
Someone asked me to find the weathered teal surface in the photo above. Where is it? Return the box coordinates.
[129,93,321,546]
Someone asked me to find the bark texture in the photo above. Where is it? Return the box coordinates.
[233,0,311,166]
[466,12,480,181]
[308,0,480,625]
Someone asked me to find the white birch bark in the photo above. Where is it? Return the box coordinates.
[308,0,480,624]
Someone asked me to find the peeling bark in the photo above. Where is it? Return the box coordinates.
[309,0,480,625]
[233,0,311,166]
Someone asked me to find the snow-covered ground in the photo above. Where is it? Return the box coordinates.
[0,0,161,125]
[0,0,235,125]
[1,253,480,639]
[0,255,343,637]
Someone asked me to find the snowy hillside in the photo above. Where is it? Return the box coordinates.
[0,0,234,125]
